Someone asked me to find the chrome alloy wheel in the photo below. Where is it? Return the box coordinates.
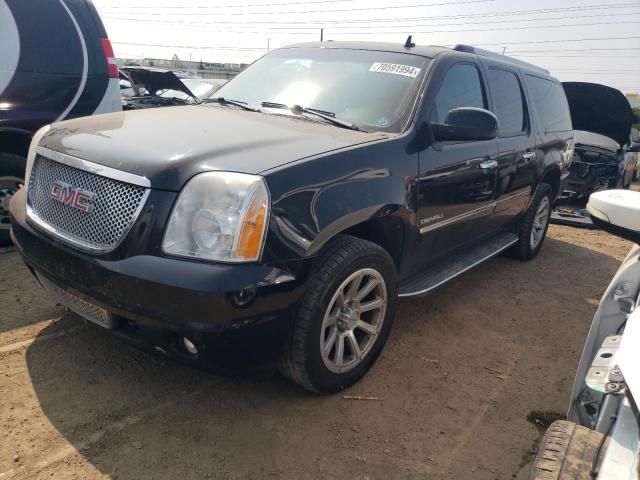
[320,268,388,374]
[0,176,23,232]
[530,196,550,250]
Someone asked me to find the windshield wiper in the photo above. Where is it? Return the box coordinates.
[260,102,363,132]
[205,97,259,112]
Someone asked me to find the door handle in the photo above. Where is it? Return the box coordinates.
[522,151,536,160]
[480,159,498,170]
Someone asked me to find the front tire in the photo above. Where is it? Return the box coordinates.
[279,235,397,394]
[0,153,27,247]
[508,183,553,261]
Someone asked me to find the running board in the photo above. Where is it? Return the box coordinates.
[398,232,518,297]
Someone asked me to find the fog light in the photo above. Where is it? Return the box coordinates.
[182,337,198,355]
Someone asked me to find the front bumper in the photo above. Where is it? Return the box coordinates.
[10,188,306,371]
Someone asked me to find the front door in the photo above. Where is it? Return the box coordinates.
[416,60,499,269]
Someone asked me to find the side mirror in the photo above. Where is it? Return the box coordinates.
[431,107,499,142]
[587,190,640,244]
[626,142,640,153]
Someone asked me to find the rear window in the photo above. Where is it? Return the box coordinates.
[488,68,526,137]
[524,75,572,133]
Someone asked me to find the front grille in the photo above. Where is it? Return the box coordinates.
[36,273,114,329]
[27,154,147,252]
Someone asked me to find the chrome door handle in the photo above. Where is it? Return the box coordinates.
[480,159,498,170]
[522,151,536,160]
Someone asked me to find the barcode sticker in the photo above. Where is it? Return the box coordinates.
[369,63,421,78]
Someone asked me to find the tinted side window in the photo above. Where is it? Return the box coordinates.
[524,75,572,133]
[488,68,526,136]
[433,64,486,122]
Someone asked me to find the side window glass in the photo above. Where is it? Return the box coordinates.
[488,68,526,137]
[432,64,486,123]
[524,75,572,133]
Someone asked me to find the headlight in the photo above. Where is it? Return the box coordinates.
[162,171,269,262]
[24,124,51,191]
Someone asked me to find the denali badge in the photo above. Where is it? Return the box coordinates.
[420,213,444,225]
[49,180,95,213]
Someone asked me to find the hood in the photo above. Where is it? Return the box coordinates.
[574,131,620,153]
[562,82,634,147]
[121,67,197,100]
[39,105,386,191]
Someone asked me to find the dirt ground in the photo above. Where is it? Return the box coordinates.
[0,221,634,480]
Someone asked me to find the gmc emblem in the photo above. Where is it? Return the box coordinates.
[49,180,95,213]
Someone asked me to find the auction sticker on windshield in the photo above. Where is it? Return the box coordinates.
[369,63,421,78]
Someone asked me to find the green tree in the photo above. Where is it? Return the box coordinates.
[171,53,183,69]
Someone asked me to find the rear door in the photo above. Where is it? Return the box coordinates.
[483,62,535,226]
[415,57,499,268]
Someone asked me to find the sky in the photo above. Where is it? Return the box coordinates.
[92,0,640,94]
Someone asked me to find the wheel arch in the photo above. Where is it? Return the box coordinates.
[538,164,561,200]
[296,203,407,273]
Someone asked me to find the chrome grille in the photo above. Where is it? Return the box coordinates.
[36,273,114,329]
[27,154,147,252]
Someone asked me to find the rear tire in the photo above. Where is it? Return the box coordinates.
[0,152,27,247]
[507,183,553,261]
[528,420,603,480]
[279,235,397,394]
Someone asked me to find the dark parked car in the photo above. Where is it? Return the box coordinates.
[0,0,121,246]
[559,82,638,202]
[10,41,574,393]
[120,67,226,110]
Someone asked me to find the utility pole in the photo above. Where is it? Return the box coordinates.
[320,28,324,42]
[267,38,271,51]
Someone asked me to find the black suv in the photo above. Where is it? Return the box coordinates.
[10,41,573,393]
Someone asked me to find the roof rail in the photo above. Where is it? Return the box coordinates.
[453,44,549,74]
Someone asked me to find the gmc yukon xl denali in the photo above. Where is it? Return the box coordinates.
[10,41,574,393]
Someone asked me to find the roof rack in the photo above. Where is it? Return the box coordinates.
[453,44,549,74]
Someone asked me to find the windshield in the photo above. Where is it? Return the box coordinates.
[213,47,430,133]
[159,79,222,101]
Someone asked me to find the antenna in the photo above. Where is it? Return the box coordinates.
[404,35,415,48]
